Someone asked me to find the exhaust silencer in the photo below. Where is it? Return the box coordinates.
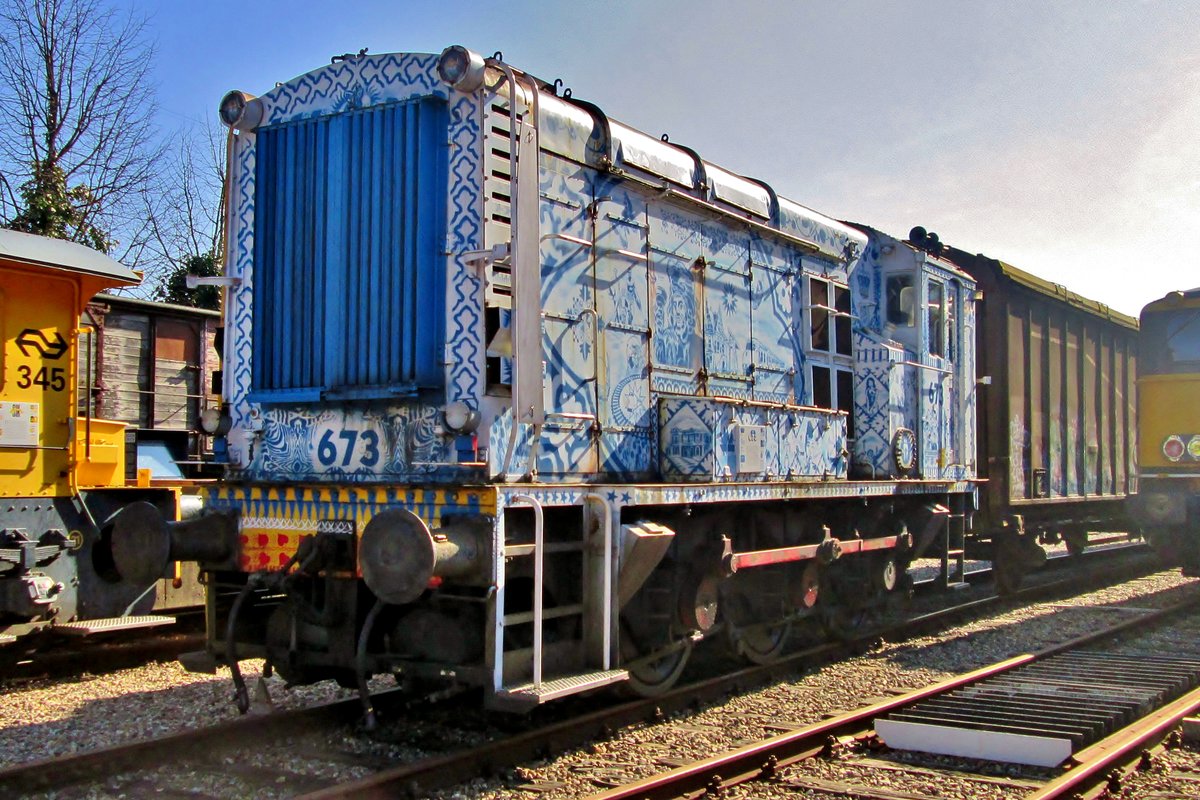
[111,501,239,585]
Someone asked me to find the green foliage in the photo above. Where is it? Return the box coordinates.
[6,159,112,251]
[157,251,222,310]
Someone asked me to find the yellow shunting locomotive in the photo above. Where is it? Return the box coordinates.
[1133,287,1200,573]
[0,229,200,645]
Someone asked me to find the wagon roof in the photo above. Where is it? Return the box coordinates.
[992,259,1138,330]
[939,242,1138,331]
[95,292,221,319]
[0,229,140,285]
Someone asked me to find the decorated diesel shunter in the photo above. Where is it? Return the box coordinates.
[113,47,982,712]
[0,230,203,647]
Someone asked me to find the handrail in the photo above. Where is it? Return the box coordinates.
[582,492,615,670]
[509,493,545,687]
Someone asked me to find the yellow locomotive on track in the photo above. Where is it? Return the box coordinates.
[0,229,200,646]
[1132,287,1200,573]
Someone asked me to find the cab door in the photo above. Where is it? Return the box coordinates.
[921,277,964,479]
[0,267,76,496]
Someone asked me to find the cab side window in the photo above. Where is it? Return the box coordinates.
[886,275,915,327]
[928,280,944,357]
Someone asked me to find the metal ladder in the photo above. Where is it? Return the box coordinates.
[942,494,969,589]
[492,494,626,710]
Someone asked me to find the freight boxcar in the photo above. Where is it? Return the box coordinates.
[924,234,1139,588]
[78,295,221,480]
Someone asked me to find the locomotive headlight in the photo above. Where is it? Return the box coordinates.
[443,401,480,434]
[219,90,264,131]
[1188,435,1200,460]
[437,45,486,92]
[1163,434,1186,462]
[199,407,232,436]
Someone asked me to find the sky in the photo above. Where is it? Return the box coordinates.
[124,0,1198,316]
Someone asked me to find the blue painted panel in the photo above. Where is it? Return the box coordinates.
[648,204,703,395]
[704,228,752,399]
[246,404,480,484]
[659,397,715,479]
[252,96,449,402]
[775,408,848,480]
[595,188,653,476]
[749,236,793,404]
[659,395,846,481]
[488,407,535,481]
[538,160,596,476]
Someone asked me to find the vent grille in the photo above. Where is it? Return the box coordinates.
[252,96,449,402]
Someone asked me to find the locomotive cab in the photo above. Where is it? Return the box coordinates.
[1132,288,1200,571]
[0,230,189,643]
[850,228,977,484]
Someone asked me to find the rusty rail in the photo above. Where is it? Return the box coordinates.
[294,546,1164,799]
[0,543,1164,798]
[1029,685,1200,799]
[586,592,1200,800]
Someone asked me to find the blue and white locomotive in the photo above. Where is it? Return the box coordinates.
[115,47,980,710]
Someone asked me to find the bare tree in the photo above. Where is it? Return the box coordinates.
[147,122,228,309]
[0,0,163,262]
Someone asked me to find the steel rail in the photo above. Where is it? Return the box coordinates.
[0,685,398,795]
[0,629,206,682]
[585,592,1200,800]
[0,544,1162,798]
[291,546,1163,800]
[1028,685,1200,800]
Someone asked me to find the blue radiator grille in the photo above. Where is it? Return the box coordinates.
[252,96,449,402]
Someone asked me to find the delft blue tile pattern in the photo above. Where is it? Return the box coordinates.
[749,235,795,404]
[659,396,846,482]
[222,54,484,483]
[537,156,596,477]
[488,406,534,481]
[221,49,973,498]
[594,179,654,477]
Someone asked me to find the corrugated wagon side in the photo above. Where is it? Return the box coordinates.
[78,295,222,481]
[943,246,1138,581]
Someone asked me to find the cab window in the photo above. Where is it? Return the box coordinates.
[886,275,915,327]
[927,280,944,357]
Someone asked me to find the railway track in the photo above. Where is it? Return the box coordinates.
[0,543,1169,799]
[587,596,1200,800]
[0,624,206,684]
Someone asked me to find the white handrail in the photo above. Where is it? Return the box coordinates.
[509,493,545,686]
[582,492,614,670]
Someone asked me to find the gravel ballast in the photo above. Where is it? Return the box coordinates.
[3,567,1199,799]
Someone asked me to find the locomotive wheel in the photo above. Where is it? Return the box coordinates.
[819,599,871,641]
[622,640,692,696]
[619,617,693,697]
[727,619,791,665]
